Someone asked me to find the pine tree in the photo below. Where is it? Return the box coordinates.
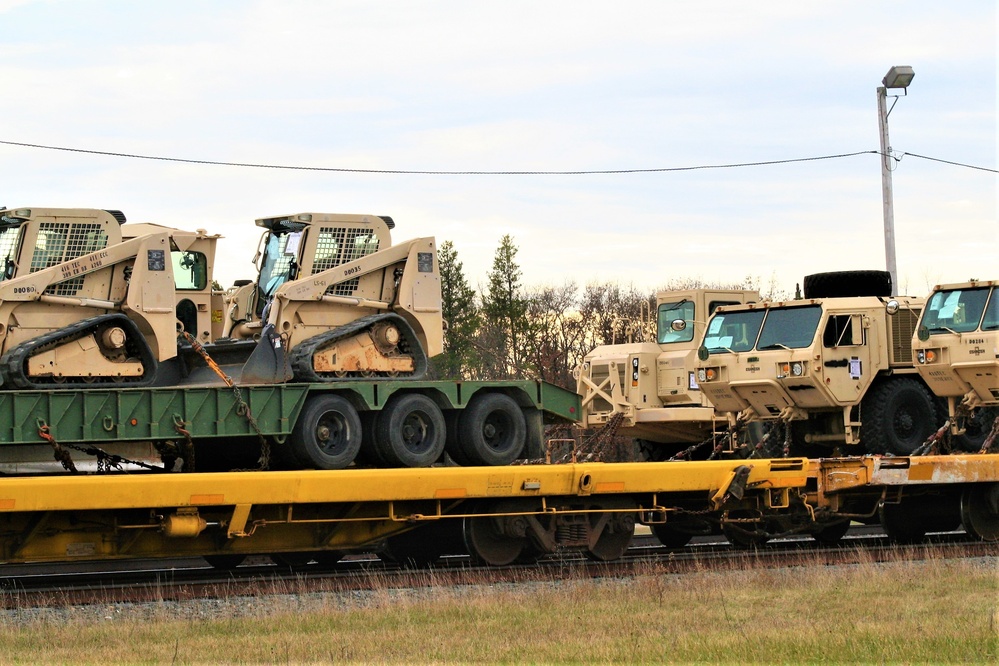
[481,235,531,379]
[431,241,480,379]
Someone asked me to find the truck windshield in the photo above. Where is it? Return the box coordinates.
[703,310,765,353]
[0,224,22,283]
[922,287,992,333]
[657,300,695,344]
[756,305,821,349]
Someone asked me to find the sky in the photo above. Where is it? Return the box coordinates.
[0,0,995,298]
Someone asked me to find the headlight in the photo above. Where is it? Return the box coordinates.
[777,361,806,378]
[697,368,717,382]
[916,349,938,364]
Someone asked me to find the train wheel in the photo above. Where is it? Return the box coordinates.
[811,519,851,545]
[313,551,343,567]
[879,503,927,543]
[651,523,693,549]
[381,521,466,568]
[464,515,525,566]
[374,393,446,467]
[271,552,317,569]
[585,513,636,561]
[203,554,246,570]
[961,484,999,541]
[861,378,937,455]
[456,393,527,466]
[289,394,363,469]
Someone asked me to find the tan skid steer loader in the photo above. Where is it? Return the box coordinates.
[0,207,220,389]
[217,212,443,384]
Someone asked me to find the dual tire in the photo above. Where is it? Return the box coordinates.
[288,390,527,469]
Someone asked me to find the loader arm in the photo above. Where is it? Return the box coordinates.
[0,231,182,360]
[265,236,443,357]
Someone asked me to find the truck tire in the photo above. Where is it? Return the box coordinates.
[802,270,892,299]
[860,378,937,455]
[289,394,363,469]
[953,406,999,453]
[374,393,446,467]
[454,393,527,466]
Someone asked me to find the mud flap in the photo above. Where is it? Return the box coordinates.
[239,324,294,385]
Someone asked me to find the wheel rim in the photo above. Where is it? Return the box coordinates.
[316,411,352,456]
[481,411,512,451]
[401,412,433,454]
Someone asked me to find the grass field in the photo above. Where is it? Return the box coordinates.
[1,551,996,664]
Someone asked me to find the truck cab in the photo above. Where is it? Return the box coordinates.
[695,278,930,456]
[575,288,758,451]
[912,280,998,446]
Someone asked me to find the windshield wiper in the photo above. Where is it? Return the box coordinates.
[759,343,791,351]
[929,326,960,335]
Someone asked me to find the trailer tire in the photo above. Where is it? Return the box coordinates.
[374,393,446,467]
[860,378,936,455]
[289,394,363,470]
[802,270,892,299]
[454,393,527,466]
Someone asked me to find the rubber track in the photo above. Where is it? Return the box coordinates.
[288,312,428,383]
[0,313,158,390]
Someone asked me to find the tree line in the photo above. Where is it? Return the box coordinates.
[429,235,784,390]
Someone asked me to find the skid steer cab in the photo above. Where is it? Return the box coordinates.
[221,212,443,385]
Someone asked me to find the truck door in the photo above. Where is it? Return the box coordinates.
[820,313,873,403]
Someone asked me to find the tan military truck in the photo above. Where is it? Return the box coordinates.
[692,271,934,456]
[575,287,759,459]
[912,279,998,451]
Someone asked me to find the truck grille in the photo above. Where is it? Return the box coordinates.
[890,308,920,364]
[585,362,625,414]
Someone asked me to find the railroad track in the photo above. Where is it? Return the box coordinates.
[1,528,992,610]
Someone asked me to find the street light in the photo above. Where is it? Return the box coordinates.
[877,65,914,293]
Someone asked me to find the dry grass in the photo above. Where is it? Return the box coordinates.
[0,550,996,664]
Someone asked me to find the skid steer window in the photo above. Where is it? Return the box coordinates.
[172,251,209,290]
[32,222,110,297]
[312,227,381,297]
[0,224,23,282]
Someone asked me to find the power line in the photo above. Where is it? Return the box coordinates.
[901,152,999,174]
[0,139,874,174]
[0,139,994,175]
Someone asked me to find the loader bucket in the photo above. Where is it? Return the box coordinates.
[239,324,294,385]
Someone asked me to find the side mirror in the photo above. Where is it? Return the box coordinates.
[917,326,929,342]
[697,345,709,361]
[885,299,900,315]
[670,319,687,332]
